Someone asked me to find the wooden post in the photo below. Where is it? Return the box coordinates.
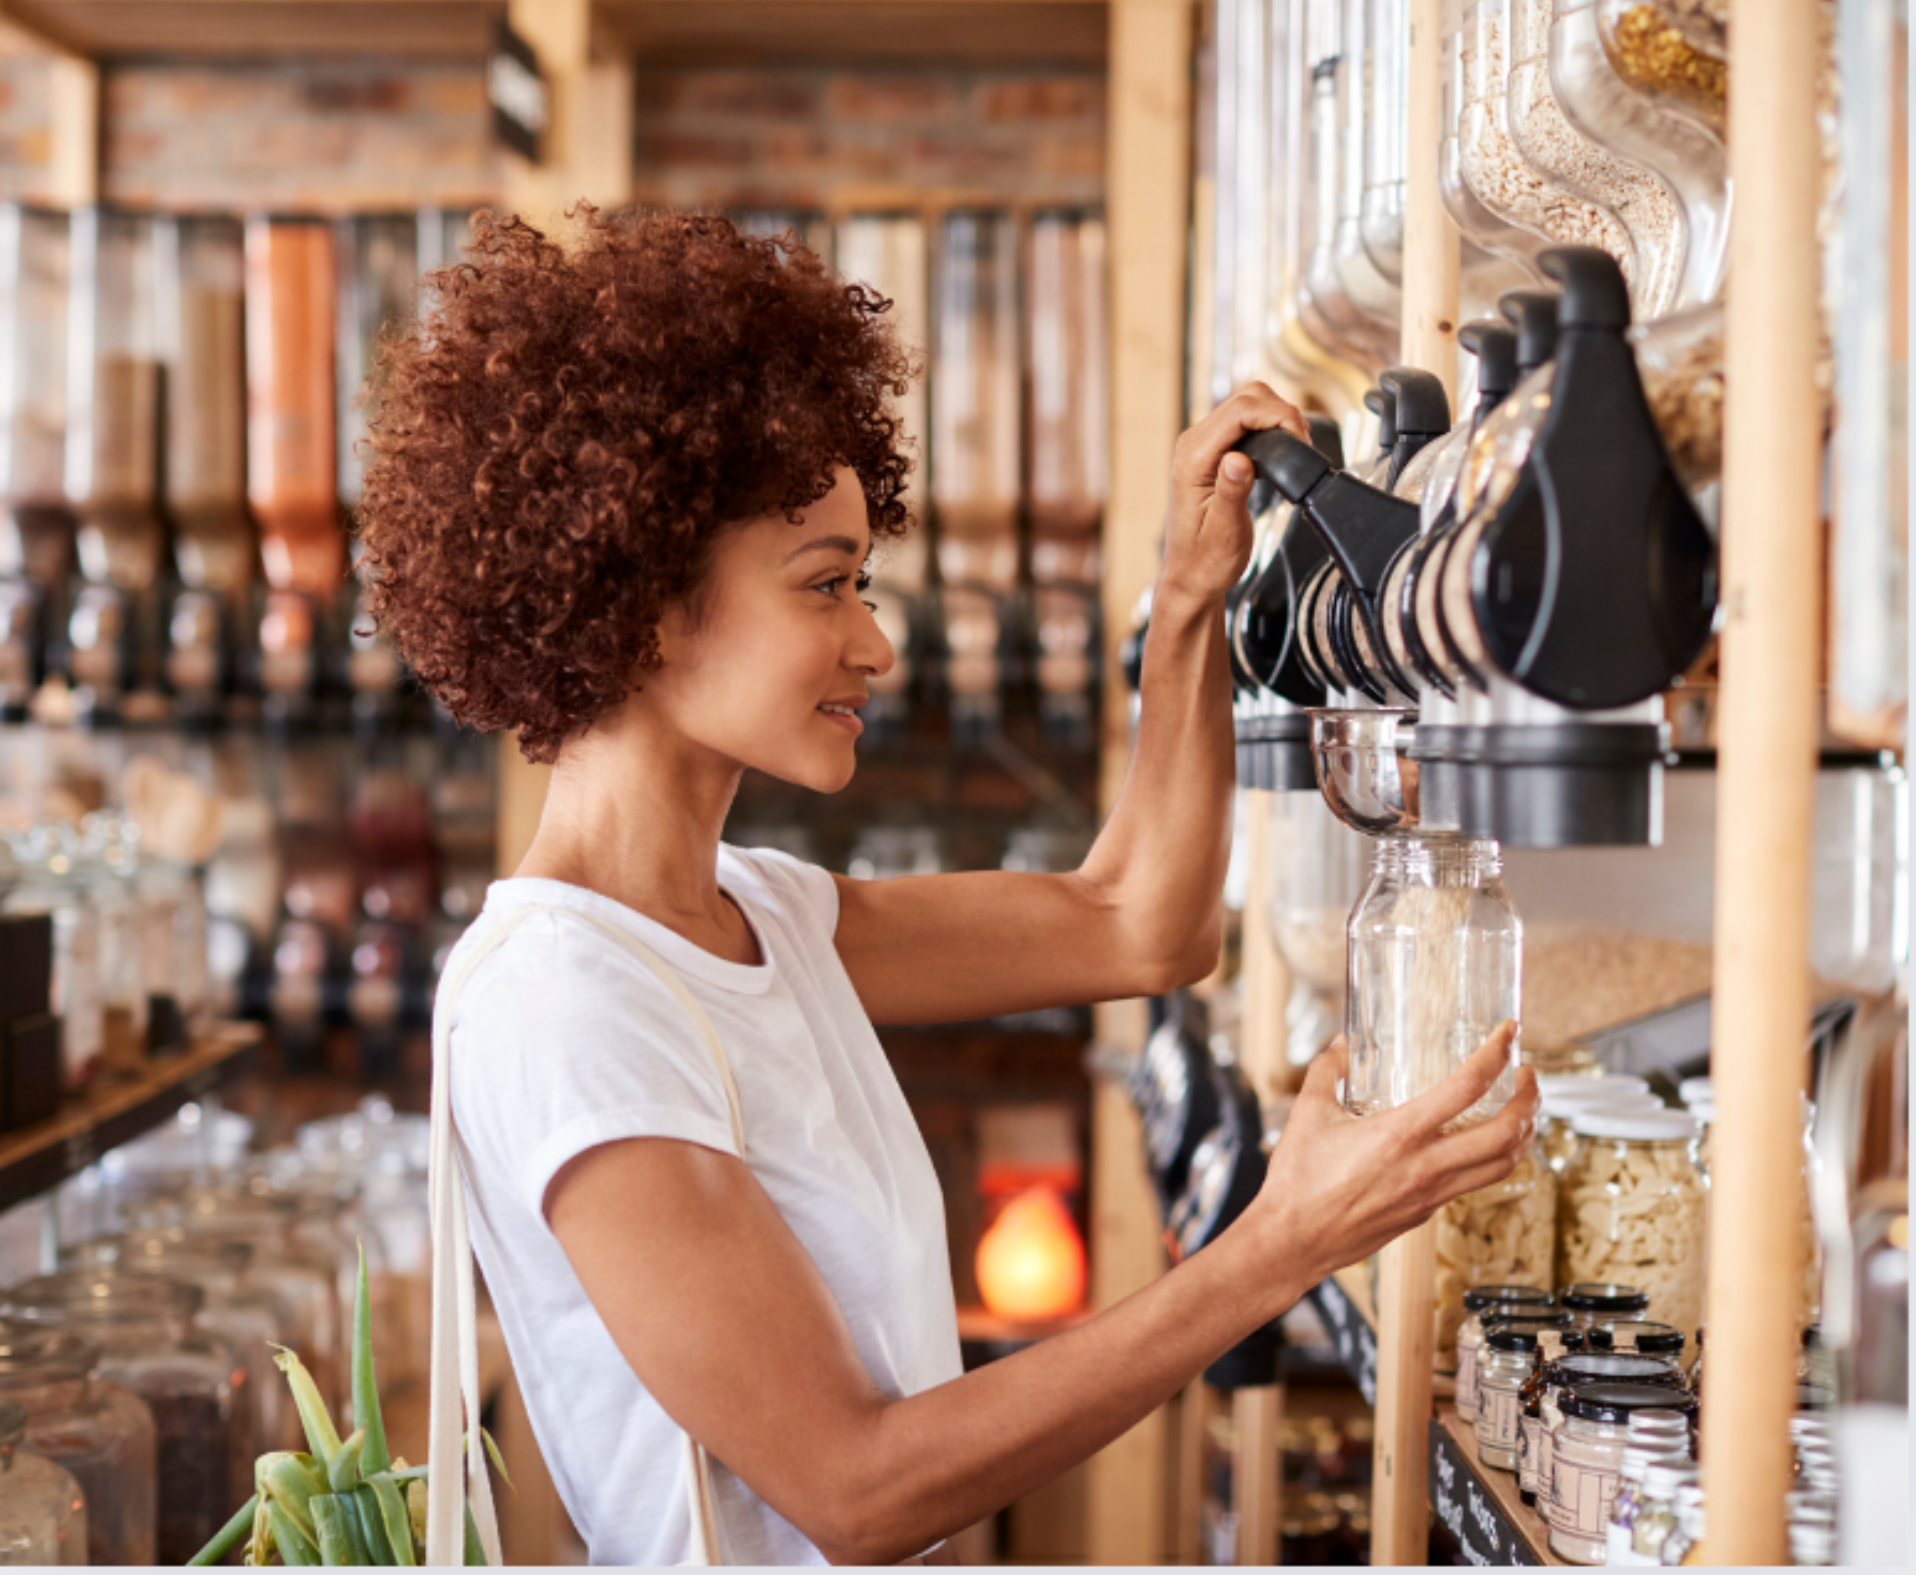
[1698,0,1823,1562]
[1366,0,1458,1565]
[1171,1380,1215,1565]
[494,0,635,876]
[1086,0,1196,1562]
[0,14,98,207]
[1238,791,1295,1107]
[1231,1383,1282,1566]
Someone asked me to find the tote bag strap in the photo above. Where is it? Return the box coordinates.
[428,904,743,1566]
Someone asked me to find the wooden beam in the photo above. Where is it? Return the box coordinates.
[1085,0,1193,1564]
[1698,0,1824,1562]
[1231,1383,1281,1566]
[495,0,636,876]
[0,7,98,206]
[1365,0,1457,1564]
[1236,791,1292,1109]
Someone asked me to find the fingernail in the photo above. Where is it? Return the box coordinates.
[1222,453,1252,482]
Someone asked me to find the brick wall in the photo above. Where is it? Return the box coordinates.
[632,66,1105,211]
[0,56,1103,214]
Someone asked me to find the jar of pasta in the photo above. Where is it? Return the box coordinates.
[1547,1383,1697,1564]
[1434,1140,1556,1376]
[1538,1076,1659,1178]
[1455,1285,1554,1424]
[1558,1109,1705,1357]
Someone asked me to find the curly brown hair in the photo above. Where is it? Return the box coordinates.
[355,206,916,762]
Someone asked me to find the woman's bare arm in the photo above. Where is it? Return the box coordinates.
[832,385,1310,1026]
[547,1031,1534,1564]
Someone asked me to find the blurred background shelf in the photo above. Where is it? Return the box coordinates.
[0,1023,259,1213]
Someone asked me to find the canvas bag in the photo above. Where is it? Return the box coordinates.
[427,905,743,1565]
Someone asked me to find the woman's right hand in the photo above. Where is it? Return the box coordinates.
[1246,1024,1538,1289]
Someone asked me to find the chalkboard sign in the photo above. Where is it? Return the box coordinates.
[1305,1276,1378,1405]
[1428,1420,1544,1567]
[488,18,550,163]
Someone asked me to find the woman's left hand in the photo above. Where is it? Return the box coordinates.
[1159,382,1312,610]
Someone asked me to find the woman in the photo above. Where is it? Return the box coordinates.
[360,209,1535,1566]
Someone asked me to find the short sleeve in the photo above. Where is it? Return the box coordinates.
[721,843,841,933]
[448,911,740,1222]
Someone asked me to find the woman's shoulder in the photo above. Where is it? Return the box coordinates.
[718,841,841,931]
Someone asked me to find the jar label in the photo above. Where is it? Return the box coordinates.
[1550,1453,1618,1536]
[1519,1413,1542,1495]
[1483,1384,1522,1449]
[1455,1344,1480,1419]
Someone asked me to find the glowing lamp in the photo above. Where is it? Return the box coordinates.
[975,1186,1086,1321]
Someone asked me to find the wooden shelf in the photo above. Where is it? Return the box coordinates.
[0,1024,260,1214]
[1428,1406,1564,1567]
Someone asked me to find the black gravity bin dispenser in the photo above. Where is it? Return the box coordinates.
[1233,248,1718,848]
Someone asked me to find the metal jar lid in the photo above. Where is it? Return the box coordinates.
[1550,1352,1685,1387]
[1463,1284,1553,1313]
[1588,1320,1686,1355]
[1565,1382,1699,1423]
[1560,1282,1651,1314]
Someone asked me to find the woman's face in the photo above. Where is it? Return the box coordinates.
[646,466,896,793]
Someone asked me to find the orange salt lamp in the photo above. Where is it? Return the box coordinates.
[975,1186,1087,1321]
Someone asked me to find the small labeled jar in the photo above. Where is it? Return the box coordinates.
[1475,1325,1549,1471]
[1533,1348,1676,1510]
[0,1320,155,1566]
[1557,1282,1650,1336]
[0,1399,85,1565]
[1623,1456,1699,1565]
[1455,1285,1553,1423]
[1546,1382,1696,1564]
[1587,1319,1686,1358]
[2,1270,239,1565]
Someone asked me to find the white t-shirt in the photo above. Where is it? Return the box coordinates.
[445,846,963,1565]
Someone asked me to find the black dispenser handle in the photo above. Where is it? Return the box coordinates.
[1542,244,1633,329]
[1459,321,1519,405]
[1379,366,1451,438]
[1232,428,1419,598]
[1499,289,1562,376]
[1363,384,1398,453]
[1305,413,1347,471]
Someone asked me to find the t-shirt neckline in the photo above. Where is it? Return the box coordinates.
[482,865,776,996]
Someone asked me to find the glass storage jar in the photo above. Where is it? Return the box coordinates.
[1507,0,1687,318]
[1474,1324,1554,1470]
[2,827,105,1090]
[1456,0,1632,264]
[0,1320,155,1566]
[1546,1382,1695,1563]
[1536,1350,1687,1515]
[77,816,146,1074]
[128,1184,343,1417]
[1439,0,1549,279]
[0,1400,84,1566]
[1434,1138,1555,1375]
[1556,1281,1651,1335]
[68,1229,294,1458]
[1537,1073,1657,1175]
[1333,0,1401,330]
[2,1269,239,1564]
[1455,1285,1554,1422]
[1558,1108,1705,1353]
[1630,300,1725,491]
[1346,837,1521,1124]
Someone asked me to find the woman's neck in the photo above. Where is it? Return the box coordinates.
[512,719,761,966]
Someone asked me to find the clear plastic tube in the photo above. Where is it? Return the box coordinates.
[1457,0,1635,273]
[1026,211,1106,588]
[1334,0,1403,332]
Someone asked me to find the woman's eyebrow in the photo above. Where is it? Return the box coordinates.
[781,534,868,564]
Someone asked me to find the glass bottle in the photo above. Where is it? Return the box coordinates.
[1558,1108,1705,1356]
[78,813,147,1074]
[0,1400,84,1565]
[1623,1455,1698,1565]
[1346,837,1521,1124]
[1,1269,239,1565]
[1454,1285,1553,1422]
[0,1320,155,1566]
[1546,1382,1696,1563]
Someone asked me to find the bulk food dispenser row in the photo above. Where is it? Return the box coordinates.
[1129,0,1906,1564]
